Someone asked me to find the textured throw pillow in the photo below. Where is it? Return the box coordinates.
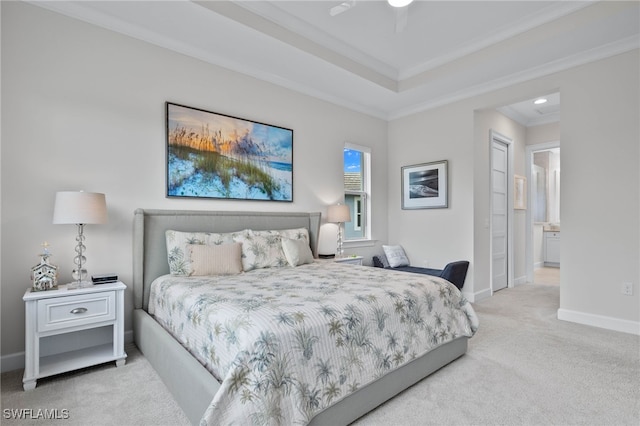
[166,230,235,275]
[278,227,310,243]
[383,245,410,268]
[233,230,288,271]
[232,228,310,271]
[187,243,243,276]
[281,238,314,267]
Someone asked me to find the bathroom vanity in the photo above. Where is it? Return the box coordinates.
[543,225,560,267]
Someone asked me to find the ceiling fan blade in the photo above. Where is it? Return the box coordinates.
[395,7,408,33]
[329,1,356,17]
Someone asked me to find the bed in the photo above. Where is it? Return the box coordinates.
[132,209,478,425]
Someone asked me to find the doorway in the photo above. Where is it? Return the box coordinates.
[490,130,513,293]
[525,142,561,285]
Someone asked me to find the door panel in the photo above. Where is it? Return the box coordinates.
[492,139,509,292]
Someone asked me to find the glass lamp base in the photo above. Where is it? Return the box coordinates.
[67,268,91,289]
[67,279,93,290]
[72,268,88,282]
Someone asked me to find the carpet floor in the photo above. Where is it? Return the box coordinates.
[1,342,189,426]
[2,284,638,425]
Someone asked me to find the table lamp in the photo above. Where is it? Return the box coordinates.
[53,191,107,287]
[327,203,351,258]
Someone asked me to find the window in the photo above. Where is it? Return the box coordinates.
[343,144,371,241]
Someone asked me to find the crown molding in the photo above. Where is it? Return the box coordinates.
[389,36,640,120]
[399,1,594,80]
[497,106,561,128]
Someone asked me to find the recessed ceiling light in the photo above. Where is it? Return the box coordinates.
[388,0,414,7]
[534,98,548,105]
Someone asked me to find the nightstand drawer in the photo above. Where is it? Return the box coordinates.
[337,258,362,265]
[37,291,116,332]
[334,256,363,266]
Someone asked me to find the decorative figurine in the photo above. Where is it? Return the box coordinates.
[31,242,58,291]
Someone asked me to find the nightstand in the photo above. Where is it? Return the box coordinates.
[22,281,127,390]
[334,255,364,266]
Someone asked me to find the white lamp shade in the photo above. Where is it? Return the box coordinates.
[53,191,107,224]
[388,0,414,7]
[327,204,351,223]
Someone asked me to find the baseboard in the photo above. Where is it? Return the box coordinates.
[465,287,492,303]
[514,275,527,286]
[0,351,25,373]
[1,330,135,373]
[557,308,640,335]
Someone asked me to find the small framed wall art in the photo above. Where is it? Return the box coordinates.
[401,160,448,209]
[166,102,293,201]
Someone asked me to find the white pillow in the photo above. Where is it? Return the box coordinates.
[187,243,243,276]
[382,245,410,268]
[281,238,314,267]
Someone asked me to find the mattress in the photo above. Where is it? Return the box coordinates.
[149,261,479,425]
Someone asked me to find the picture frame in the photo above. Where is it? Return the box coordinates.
[401,160,448,209]
[166,102,293,201]
[514,174,527,210]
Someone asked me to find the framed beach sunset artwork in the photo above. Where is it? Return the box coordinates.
[166,102,293,201]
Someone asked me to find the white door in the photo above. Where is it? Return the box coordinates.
[491,136,509,292]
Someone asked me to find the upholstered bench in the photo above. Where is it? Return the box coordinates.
[373,256,469,290]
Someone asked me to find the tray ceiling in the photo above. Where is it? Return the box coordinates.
[29,1,639,119]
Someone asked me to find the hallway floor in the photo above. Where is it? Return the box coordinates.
[534,266,560,286]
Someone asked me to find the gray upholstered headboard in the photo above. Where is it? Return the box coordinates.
[133,209,322,311]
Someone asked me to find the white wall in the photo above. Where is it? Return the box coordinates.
[558,52,639,332]
[527,122,560,147]
[387,103,528,301]
[388,50,639,333]
[387,102,475,277]
[0,2,388,361]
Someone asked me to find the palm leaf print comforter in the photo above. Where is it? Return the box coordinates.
[149,261,479,426]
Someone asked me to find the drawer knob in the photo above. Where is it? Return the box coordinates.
[70,307,88,315]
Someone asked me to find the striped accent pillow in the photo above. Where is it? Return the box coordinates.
[187,243,243,276]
